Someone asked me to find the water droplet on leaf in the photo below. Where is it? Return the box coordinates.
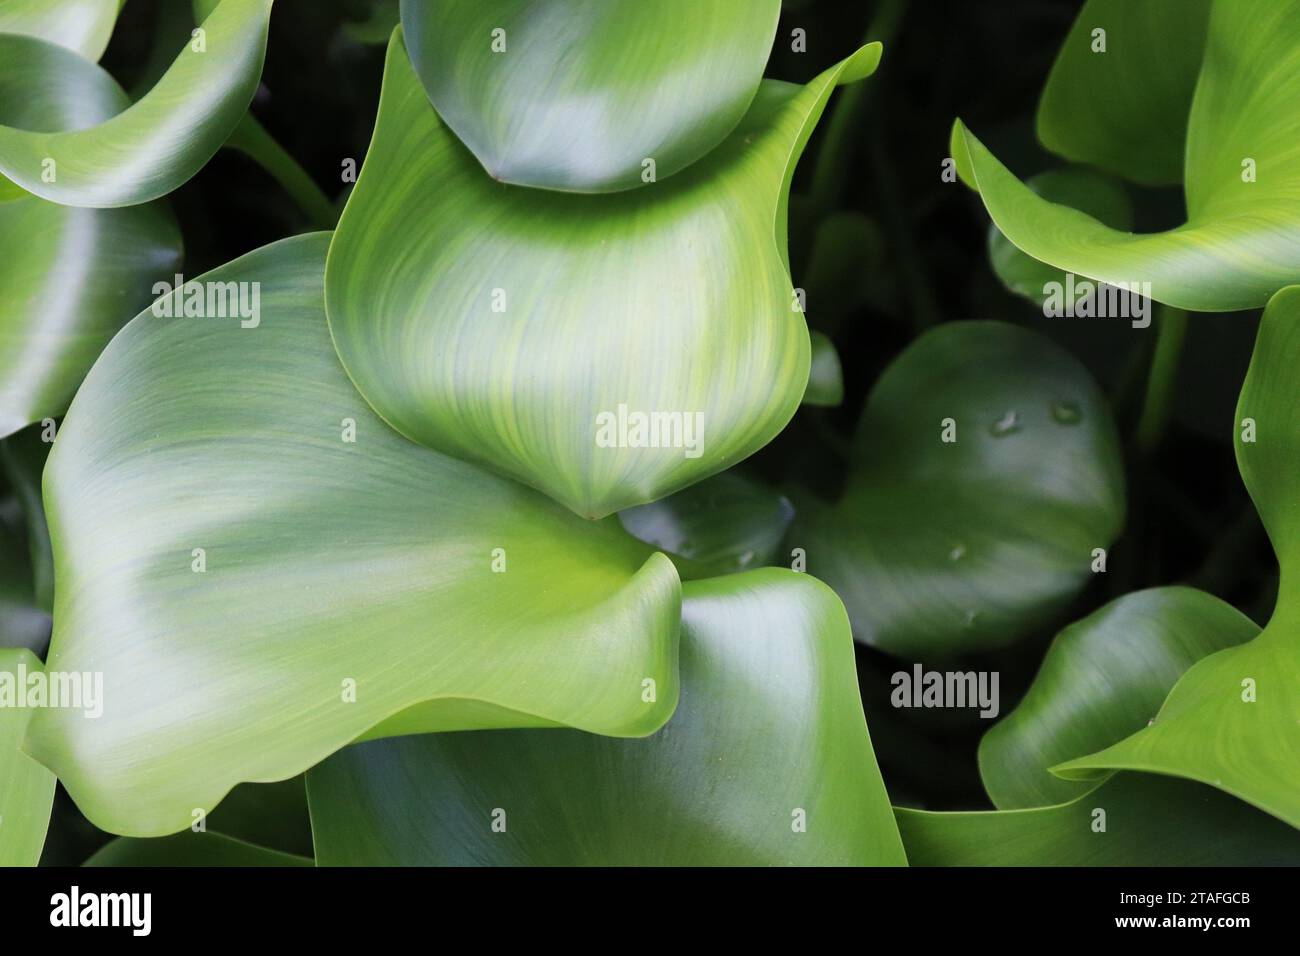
[989,411,1020,436]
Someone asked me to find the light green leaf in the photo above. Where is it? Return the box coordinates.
[85,831,313,867]
[896,773,1300,866]
[0,0,274,207]
[789,321,1125,658]
[24,233,682,838]
[956,0,1300,312]
[988,166,1131,306]
[803,331,844,407]
[327,30,880,518]
[1035,0,1210,186]
[0,36,183,436]
[307,569,906,866]
[1055,286,1300,828]
[0,648,56,865]
[399,0,781,193]
[979,587,1258,810]
[0,0,124,62]
[618,470,794,580]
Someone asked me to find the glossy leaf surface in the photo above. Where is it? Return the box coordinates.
[1035,0,1210,186]
[897,773,1300,866]
[399,0,781,192]
[0,0,124,61]
[0,649,55,865]
[618,470,794,580]
[326,30,881,518]
[0,37,182,436]
[308,570,906,866]
[979,587,1258,809]
[1056,287,1300,828]
[25,234,681,838]
[790,321,1124,658]
[0,0,273,207]
[956,0,1300,311]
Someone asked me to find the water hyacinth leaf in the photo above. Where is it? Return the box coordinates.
[979,588,1258,810]
[0,37,183,437]
[399,0,781,193]
[1035,0,1211,186]
[1055,287,1300,827]
[85,832,313,867]
[0,649,56,865]
[618,470,795,580]
[988,166,1131,307]
[789,321,1124,659]
[328,31,881,519]
[0,0,124,62]
[896,773,1300,866]
[307,570,906,866]
[24,234,682,838]
[0,0,274,207]
[803,331,844,407]
[956,0,1300,312]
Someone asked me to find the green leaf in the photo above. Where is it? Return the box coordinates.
[789,321,1125,658]
[1,427,55,612]
[896,773,1300,866]
[1054,286,1300,828]
[399,0,781,193]
[85,831,313,867]
[0,649,56,865]
[618,470,794,580]
[23,233,682,838]
[0,0,124,62]
[0,520,49,654]
[979,587,1258,810]
[0,36,183,436]
[307,569,906,866]
[1035,0,1211,186]
[0,0,274,207]
[327,29,881,518]
[802,331,844,407]
[988,166,1132,305]
[205,777,314,857]
[956,0,1300,312]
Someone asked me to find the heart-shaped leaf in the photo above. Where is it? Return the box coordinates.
[0,0,124,61]
[1035,0,1211,186]
[979,587,1258,810]
[0,37,182,436]
[1054,286,1300,828]
[307,569,906,866]
[955,0,1300,311]
[399,0,781,193]
[0,649,56,865]
[896,773,1300,866]
[617,470,794,580]
[24,233,682,838]
[326,30,881,519]
[0,0,273,207]
[789,321,1125,658]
